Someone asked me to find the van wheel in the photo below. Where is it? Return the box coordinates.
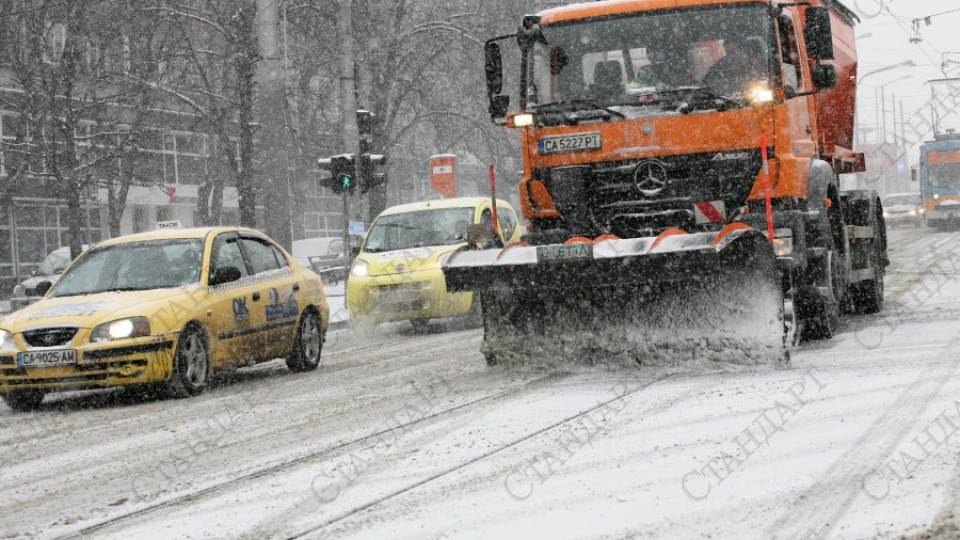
[287,311,322,372]
[0,389,46,411]
[165,326,210,398]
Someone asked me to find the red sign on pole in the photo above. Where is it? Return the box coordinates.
[166,186,177,204]
[430,154,457,198]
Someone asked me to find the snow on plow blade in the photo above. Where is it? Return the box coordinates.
[442,227,786,367]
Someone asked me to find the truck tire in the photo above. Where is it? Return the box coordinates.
[843,192,886,315]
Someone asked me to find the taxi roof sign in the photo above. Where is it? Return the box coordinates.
[156,220,183,229]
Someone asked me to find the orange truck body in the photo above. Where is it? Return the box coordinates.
[516,0,863,223]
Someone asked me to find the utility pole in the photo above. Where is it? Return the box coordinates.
[255,0,292,248]
[338,0,362,265]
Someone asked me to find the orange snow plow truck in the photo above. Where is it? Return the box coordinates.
[442,0,887,365]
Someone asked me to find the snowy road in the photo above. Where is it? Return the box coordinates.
[3,227,960,540]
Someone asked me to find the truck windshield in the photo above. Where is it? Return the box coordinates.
[526,4,773,112]
[363,208,475,252]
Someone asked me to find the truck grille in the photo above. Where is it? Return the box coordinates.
[22,327,79,348]
[538,149,766,237]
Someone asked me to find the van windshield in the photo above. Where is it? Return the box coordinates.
[363,208,474,253]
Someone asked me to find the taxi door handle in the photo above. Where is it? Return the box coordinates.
[252,292,261,302]
[292,283,300,292]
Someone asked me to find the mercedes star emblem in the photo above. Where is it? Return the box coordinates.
[634,160,668,196]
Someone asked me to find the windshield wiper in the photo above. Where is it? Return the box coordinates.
[536,100,626,119]
[628,87,743,111]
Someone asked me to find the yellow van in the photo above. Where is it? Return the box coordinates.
[346,197,522,329]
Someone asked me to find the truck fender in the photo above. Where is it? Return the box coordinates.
[806,159,835,211]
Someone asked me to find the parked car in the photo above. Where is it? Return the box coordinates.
[882,193,925,228]
[346,197,522,330]
[0,226,329,411]
[292,236,346,284]
[10,245,89,311]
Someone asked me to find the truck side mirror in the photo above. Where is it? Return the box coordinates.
[803,7,835,61]
[484,42,503,96]
[490,95,510,120]
[811,64,837,90]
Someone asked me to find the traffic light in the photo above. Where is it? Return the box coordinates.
[358,153,387,194]
[317,154,355,194]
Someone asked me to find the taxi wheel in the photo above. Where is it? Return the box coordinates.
[165,325,210,398]
[0,389,46,412]
[287,310,322,373]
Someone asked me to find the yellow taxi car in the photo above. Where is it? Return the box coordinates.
[0,226,329,411]
[346,197,522,329]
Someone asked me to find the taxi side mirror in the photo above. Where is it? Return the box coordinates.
[35,280,53,297]
[209,266,242,286]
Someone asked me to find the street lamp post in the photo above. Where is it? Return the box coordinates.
[856,60,916,146]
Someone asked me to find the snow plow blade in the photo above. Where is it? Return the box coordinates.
[442,227,786,367]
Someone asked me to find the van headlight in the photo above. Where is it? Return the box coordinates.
[350,259,369,277]
[90,317,151,343]
[0,329,14,351]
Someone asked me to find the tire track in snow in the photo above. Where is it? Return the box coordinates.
[61,371,560,539]
[767,333,960,539]
[274,371,700,540]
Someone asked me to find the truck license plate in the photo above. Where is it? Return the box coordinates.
[18,349,77,367]
[537,243,594,262]
[538,132,602,155]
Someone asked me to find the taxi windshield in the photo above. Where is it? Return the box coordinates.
[48,239,204,298]
[363,208,474,252]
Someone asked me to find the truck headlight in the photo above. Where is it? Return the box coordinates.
[751,87,774,104]
[0,329,14,351]
[350,259,369,277]
[90,317,151,343]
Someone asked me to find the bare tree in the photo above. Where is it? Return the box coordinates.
[0,0,161,258]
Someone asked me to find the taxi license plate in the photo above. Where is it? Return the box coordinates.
[538,132,601,155]
[18,349,77,367]
[537,243,594,262]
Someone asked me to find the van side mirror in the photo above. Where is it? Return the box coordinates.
[209,266,241,286]
[467,223,498,249]
[804,7,835,60]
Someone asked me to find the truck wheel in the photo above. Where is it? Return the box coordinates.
[287,310,323,372]
[800,249,841,340]
[165,325,210,398]
[484,353,499,366]
[0,389,46,411]
[783,274,801,348]
[410,319,430,332]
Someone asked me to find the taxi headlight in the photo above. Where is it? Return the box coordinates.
[91,317,151,343]
[350,259,369,277]
[0,329,14,351]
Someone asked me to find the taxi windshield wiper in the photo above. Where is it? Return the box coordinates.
[536,100,626,119]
